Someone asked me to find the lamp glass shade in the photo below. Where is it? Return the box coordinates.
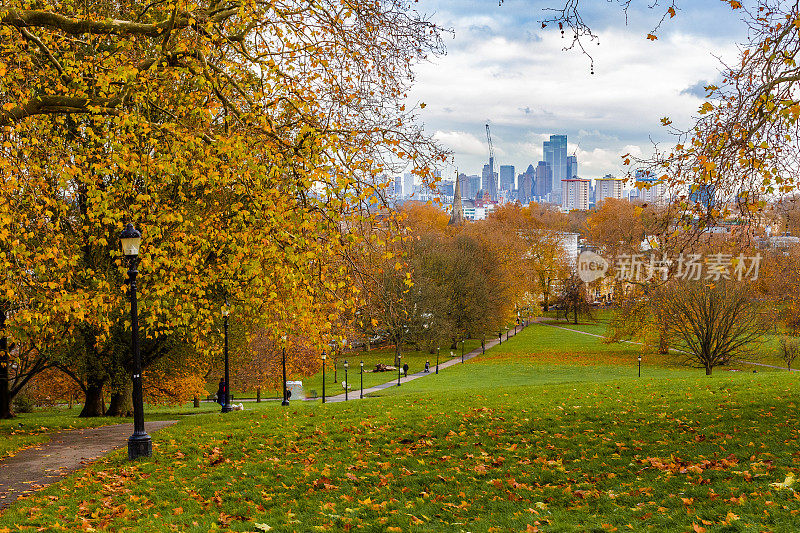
[360,361,363,367]
[222,304,230,317]
[344,360,349,369]
[120,223,141,256]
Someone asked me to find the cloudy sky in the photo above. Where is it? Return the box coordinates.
[408,0,751,182]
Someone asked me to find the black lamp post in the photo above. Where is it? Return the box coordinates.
[498,331,502,345]
[344,360,349,401]
[638,355,642,378]
[461,338,464,363]
[281,335,289,406]
[436,347,439,374]
[397,355,401,386]
[322,350,326,404]
[220,301,232,413]
[0,308,8,420]
[360,360,364,399]
[482,334,485,354]
[121,223,151,460]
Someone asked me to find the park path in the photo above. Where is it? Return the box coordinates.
[324,324,527,403]
[0,420,176,511]
[540,320,798,372]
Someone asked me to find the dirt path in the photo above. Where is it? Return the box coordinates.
[0,420,177,511]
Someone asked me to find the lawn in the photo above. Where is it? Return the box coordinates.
[1,324,799,532]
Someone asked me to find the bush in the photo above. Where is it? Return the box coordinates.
[12,394,35,414]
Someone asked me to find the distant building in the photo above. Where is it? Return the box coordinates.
[594,175,625,205]
[499,165,515,192]
[566,155,578,179]
[558,232,580,266]
[561,178,591,211]
[635,170,666,205]
[518,165,534,204]
[535,161,552,198]
[403,173,414,198]
[482,162,498,201]
[544,135,567,197]
[689,182,716,210]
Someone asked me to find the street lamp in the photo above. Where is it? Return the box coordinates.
[436,347,439,374]
[344,360,349,401]
[397,355,401,386]
[281,335,289,406]
[638,355,642,378]
[121,223,151,460]
[498,331,502,345]
[461,338,464,363]
[321,350,326,404]
[221,301,232,413]
[360,360,364,399]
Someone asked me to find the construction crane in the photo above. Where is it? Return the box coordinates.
[485,122,496,200]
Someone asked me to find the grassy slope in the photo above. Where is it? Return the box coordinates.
[1,325,799,532]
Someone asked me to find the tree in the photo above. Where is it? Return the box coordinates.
[661,280,767,375]
[554,272,593,325]
[779,336,800,371]
[0,0,446,415]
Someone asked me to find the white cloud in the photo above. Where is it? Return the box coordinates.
[433,130,487,157]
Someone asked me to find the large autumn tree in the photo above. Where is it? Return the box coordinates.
[0,0,446,416]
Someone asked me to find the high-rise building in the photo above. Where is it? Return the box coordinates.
[394,176,402,198]
[483,160,498,201]
[403,173,414,198]
[561,178,591,211]
[689,182,716,209]
[457,173,469,199]
[544,135,567,194]
[566,155,578,180]
[534,161,552,198]
[499,165,515,192]
[594,175,625,205]
[635,170,666,205]
[468,175,481,199]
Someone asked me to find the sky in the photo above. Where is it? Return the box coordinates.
[408,0,752,182]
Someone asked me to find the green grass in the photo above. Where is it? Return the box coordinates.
[2,324,799,531]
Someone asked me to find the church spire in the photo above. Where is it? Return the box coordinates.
[449,171,464,226]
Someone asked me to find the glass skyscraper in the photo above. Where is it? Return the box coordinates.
[543,135,567,196]
[499,165,515,192]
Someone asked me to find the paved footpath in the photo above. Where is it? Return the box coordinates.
[0,420,176,511]
[324,325,528,403]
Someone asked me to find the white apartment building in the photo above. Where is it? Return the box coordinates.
[594,176,625,205]
[561,178,591,211]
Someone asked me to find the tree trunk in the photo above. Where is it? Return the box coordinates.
[658,334,669,355]
[705,366,712,376]
[107,379,133,417]
[79,382,106,417]
[193,396,200,408]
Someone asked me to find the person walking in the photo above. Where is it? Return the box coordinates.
[217,378,226,406]
[402,362,409,377]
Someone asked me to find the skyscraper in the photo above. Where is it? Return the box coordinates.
[499,165,515,192]
[544,135,567,196]
[566,155,578,179]
[535,161,552,198]
[483,161,498,201]
[403,173,414,198]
